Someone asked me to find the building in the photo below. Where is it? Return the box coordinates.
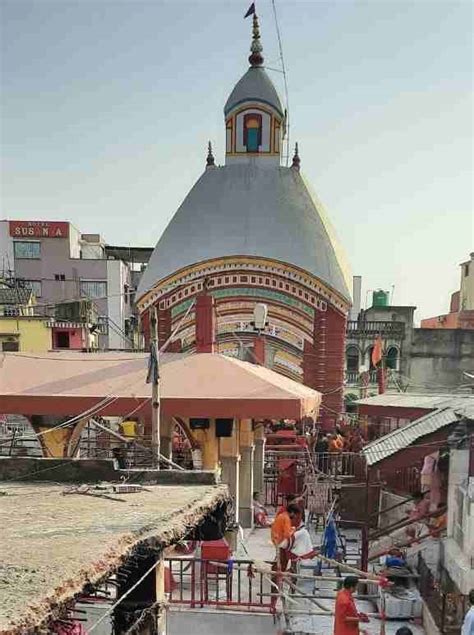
[421,252,474,329]
[0,220,153,349]
[136,15,352,427]
[0,278,102,352]
[361,396,474,632]
[345,275,474,394]
[0,286,52,352]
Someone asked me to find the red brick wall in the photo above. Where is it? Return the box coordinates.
[303,306,346,429]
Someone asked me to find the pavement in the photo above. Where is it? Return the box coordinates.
[238,521,426,635]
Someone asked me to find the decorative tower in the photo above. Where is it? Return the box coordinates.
[224,12,284,166]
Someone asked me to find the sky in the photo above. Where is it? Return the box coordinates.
[1,0,473,322]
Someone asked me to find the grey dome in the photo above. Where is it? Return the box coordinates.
[137,164,351,302]
[224,67,283,118]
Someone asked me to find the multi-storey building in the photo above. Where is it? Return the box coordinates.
[345,271,474,395]
[0,220,152,349]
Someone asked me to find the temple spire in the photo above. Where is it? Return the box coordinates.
[248,13,264,67]
[292,142,301,170]
[206,141,215,167]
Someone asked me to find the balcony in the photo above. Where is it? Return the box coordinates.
[345,370,377,385]
[346,320,405,338]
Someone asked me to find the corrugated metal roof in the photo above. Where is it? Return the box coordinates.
[0,287,33,305]
[362,405,466,467]
[356,393,468,410]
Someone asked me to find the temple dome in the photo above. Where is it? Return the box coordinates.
[224,66,284,118]
[137,164,351,302]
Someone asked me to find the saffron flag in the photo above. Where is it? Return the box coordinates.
[371,335,383,368]
[244,2,256,18]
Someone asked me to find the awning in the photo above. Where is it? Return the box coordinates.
[0,351,321,419]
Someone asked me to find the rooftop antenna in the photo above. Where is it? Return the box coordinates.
[271,0,290,167]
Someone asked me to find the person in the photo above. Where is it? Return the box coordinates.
[461,589,474,635]
[286,505,318,562]
[334,576,369,635]
[395,628,413,635]
[329,433,343,453]
[348,429,364,453]
[252,491,269,527]
[271,501,295,574]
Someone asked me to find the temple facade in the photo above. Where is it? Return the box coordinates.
[136,14,351,427]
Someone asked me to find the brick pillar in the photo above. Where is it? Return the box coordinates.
[195,293,216,353]
[157,307,172,350]
[303,306,346,430]
[253,335,265,365]
[322,306,346,427]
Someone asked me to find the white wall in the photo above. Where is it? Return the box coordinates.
[444,447,474,594]
[0,221,14,274]
[106,259,132,349]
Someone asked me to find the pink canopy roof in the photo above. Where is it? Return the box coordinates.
[0,352,321,419]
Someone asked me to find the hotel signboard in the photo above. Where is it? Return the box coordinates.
[9,221,69,239]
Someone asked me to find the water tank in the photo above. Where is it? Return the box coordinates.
[372,289,389,307]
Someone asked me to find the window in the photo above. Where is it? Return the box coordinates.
[465,264,470,277]
[244,113,262,152]
[346,346,359,372]
[2,340,19,352]
[26,280,42,297]
[54,274,65,281]
[14,241,41,259]
[55,331,70,349]
[80,280,107,299]
[386,346,399,370]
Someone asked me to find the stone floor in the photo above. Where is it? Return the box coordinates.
[236,521,427,635]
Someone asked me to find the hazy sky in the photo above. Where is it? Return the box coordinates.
[1,0,472,322]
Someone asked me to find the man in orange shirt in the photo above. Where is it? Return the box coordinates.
[334,576,369,635]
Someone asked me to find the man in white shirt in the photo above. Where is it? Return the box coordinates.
[462,590,474,635]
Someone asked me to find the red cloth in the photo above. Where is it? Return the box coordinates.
[334,588,359,635]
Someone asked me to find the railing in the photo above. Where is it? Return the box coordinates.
[418,554,468,634]
[346,320,405,337]
[263,449,366,506]
[313,452,366,480]
[380,465,421,496]
[345,370,378,385]
[166,557,273,611]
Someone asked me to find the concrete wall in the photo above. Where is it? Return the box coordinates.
[0,220,14,272]
[0,316,51,351]
[408,328,474,388]
[460,253,474,311]
[444,446,474,594]
[107,259,132,349]
[0,457,220,485]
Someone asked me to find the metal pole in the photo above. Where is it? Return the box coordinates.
[150,307,160,469]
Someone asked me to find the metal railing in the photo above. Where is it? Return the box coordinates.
[345,370,378,385]
[166,557,274,611]
[418,554,468,634]
[263,450,366,506]
[380,465,421,496]
[346,320,405,337]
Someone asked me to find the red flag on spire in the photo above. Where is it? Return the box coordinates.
[244,2,256,18]
[371,335,383,368]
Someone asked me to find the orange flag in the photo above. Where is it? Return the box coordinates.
[371,335,383,368]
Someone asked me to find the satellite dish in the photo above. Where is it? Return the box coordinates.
[253,303,268,331]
